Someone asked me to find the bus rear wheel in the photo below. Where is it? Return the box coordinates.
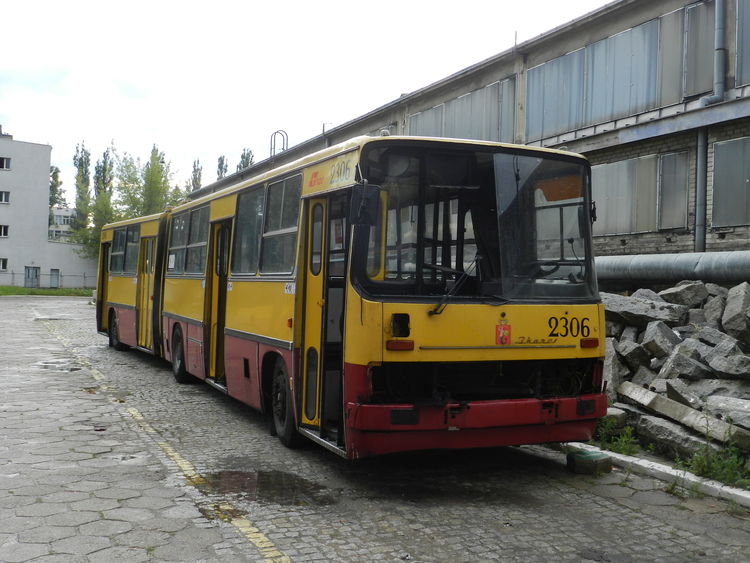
[271,359,302,448]
[108,311,129,351]
[171,328,192,384]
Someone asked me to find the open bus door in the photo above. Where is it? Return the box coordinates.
[136,237,156,349]
[207,220,232,384]
[96,242,111,333]
[301,196,346,446]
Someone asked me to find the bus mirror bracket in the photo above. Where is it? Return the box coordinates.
[351,182,380,226]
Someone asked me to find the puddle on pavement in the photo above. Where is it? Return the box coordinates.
[194,470,338,506]
[35,359,81,372]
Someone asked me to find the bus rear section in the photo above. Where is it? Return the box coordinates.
[97,215,164,354]
[339,139,606,458]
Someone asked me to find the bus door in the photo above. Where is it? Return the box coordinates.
[302,196,347,444]
[207,220,232,384]
[96,243,111,333]
[136,237,155,349]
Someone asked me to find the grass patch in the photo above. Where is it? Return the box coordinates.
[594,417,640,455]
[0,285,92,297]
[679,442,750,490]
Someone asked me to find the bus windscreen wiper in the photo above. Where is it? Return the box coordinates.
[428,256,479,316]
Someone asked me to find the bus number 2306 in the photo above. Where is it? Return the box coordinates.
[548,316,590,338]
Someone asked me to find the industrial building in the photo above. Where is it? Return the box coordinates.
[0,127,96,288]
[198,0,750,282]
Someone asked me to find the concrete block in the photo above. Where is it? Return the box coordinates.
[617,381,750,451]
[721,282,750,347]
[601,292,688,328]
[659,281,709,308]
[566,450,612,474]
[641,321,682,359]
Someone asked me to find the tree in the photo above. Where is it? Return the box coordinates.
[142,145,171,215]
[217,155,228,180]
[236,148,254,172]
[88,148,117,257]
[73,148,117,258]
[115,152,144,218]
[49,166,66,227]
[93,148,115,197]
[190,159,202,192]
[72,143,91,232]
[49,166,66,207]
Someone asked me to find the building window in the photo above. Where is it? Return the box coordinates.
[526,3,715,141]
[0,191,9,203]
[592,152,688,235]
[409,78,516,143]
[738,0,750,86]
[713,136,750,227]
[0,258,7,271]
[0,157,10,170]
[0,225,8,237]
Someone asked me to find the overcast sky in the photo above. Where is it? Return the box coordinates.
[2,0,611,203]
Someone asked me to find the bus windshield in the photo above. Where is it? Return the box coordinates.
[353,144,597,301]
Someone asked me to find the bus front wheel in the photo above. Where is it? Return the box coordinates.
[271,359,302,448]
[171,328,192,384]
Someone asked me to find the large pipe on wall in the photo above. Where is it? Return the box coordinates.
[596,251,750,284]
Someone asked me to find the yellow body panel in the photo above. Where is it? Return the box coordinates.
[211,194,237,222]
[381,303,605,363]
[301,151,359,196]
[163,278,206,322]
[107,275,137,307]
[139,220,160,238]
[344,295,605,365]
[343,285,384,366]
[224,280,296,342]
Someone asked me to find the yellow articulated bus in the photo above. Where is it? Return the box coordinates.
[97,135,607,459]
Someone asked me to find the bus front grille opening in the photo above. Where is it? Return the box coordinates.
[369,359,599,405]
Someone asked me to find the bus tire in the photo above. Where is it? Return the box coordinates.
[108,310,129,351]
[271,358,302,448]
[171,327,192,384]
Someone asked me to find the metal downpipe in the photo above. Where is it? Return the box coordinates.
[695,128,707,252]
[700,0,726,107]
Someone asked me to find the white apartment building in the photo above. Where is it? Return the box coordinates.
[0,127,96,288]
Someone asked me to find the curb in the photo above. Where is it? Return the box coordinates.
[563,442,750,509]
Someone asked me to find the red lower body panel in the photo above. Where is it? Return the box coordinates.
[344,394,607,459]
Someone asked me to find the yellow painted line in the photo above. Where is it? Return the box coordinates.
[156,442,288,562]
[125,408,156,434]
[42,318,288,562]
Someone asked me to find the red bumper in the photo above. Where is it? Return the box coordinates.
[344,394,607,459]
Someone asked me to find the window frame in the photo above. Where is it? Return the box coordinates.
[109,225,141,274]
[167,205,209,276]
[0,225,8,237]
[0,157,10,170]
[0,191,9,204]
[592,151,689,236]
[0,257,7,271]
[259,175,302,275]
[712,135,750,228]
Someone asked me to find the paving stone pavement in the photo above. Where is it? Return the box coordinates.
[1,295,750,562]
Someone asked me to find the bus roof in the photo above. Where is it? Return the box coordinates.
[105,135,588,226]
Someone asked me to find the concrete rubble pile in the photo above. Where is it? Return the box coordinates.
[600,280,750,464]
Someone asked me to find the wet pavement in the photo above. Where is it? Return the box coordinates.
[1,295,750,562]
